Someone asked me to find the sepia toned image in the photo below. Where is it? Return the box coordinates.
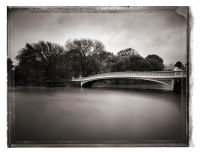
[7,6,189,147]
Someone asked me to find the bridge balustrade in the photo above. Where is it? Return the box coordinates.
[71,71,186,81]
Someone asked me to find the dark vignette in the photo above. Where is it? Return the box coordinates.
[7,6,191,147]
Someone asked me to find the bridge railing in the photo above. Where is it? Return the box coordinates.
[72,71,186,81]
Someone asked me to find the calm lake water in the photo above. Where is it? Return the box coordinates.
[8,87,187,144]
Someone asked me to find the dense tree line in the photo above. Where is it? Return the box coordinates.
[111,52,164,72]
[7,58,14,86]
[7,38,184,86]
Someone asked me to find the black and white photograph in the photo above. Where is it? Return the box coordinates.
[7,6,189,147]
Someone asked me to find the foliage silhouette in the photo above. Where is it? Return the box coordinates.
[11,39,178,86]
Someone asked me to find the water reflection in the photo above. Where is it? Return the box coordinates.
[8,87,186,143]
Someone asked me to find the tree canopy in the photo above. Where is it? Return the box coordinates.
[65,39,105,76]
[11,39,168,86]
[174,61,185,70]
[7,58,14,86]
[111,51,164,72]
[117,48,139,57]
[145,54,164,71]
[15,41,66,86]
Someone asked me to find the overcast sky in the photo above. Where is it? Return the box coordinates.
[8,7,188,65]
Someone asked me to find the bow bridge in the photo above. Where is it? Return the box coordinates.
[72,71,186,91]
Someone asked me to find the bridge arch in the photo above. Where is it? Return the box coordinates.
[81,77,172,89]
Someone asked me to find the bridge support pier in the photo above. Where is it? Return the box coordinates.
[171,79,175,91]
[173,78,186,93]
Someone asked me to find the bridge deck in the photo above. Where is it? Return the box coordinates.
[72,71,186,82]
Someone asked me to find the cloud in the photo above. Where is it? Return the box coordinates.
[8,7,187,65]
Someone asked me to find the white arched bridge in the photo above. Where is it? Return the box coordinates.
[71,71,186,91]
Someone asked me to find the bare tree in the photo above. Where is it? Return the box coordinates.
[65,39,105,76]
